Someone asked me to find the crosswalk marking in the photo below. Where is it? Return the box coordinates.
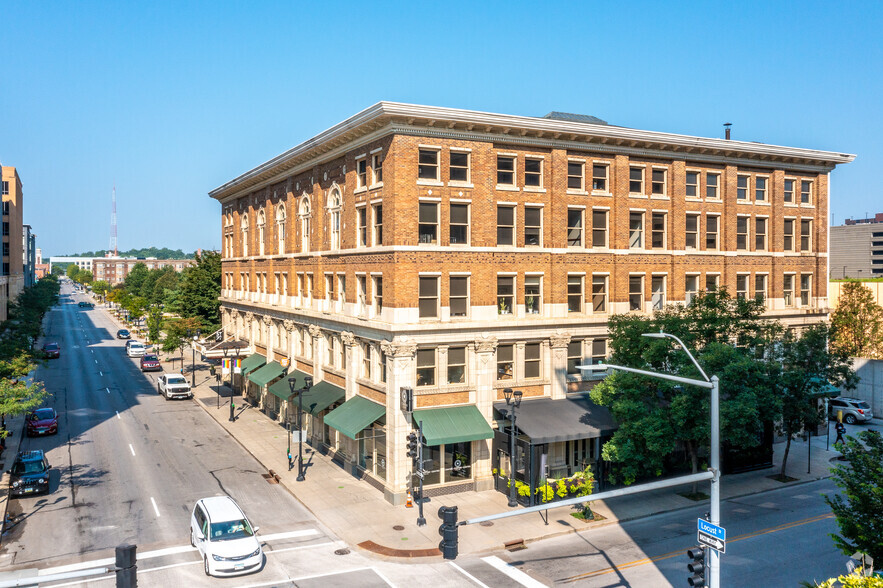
[481,556,548,588]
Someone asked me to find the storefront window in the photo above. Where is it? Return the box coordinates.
[358,426,387,482]
[422,444,441,486]
[444,442,472,480]
[375,431,387,481]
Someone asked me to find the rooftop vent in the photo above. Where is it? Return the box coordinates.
[542,112,608,125]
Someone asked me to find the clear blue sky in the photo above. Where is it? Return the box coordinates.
[2,1,880,257]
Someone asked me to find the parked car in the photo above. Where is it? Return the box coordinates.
[190,496,262,577]
[42,342,60,359]
[77,301,94,308]
[829,397,874,425]
[140,354,161,372]
[26,408,58,437]
[8,450,51,497]
[117,329,131,339]
[158,373,192,400]
[126,342,147,358]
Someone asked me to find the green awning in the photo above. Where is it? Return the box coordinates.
[266,372,345,415]
[413,405,493,446]
[240,353,266,376]
[324,395,386,440]
[247,361,285,388]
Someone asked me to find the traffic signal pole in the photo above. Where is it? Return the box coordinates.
[416,420,426,527]
[709,375,720,588]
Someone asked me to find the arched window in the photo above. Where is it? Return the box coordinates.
[240,213,249,257]
[299,197,311,253]
[257,209,266,256]
[328,189,341,250]
[276,204,286,254]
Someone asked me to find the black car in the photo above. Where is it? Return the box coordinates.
[9,450,51,497]
[117,329,131,339]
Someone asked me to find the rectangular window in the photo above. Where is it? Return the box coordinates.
[706,274,720,291]
[358,275,367,315]
[592,275,607,313]
[651,212,666,249]
[0,181,7,196]
[497,155,515,186]
[567,161,584,190]
[737,175,749,200]
[497,345,514,380]
[325,274,334,306]
[524,158,542,187]
[686,172,699,198]
[685,214,699,249]
[378,350,387,383]
[524,275,541,315]
[325,333,334,367]
[592,164,608,192]
[449,276,469,318]
[736,274,749,299]
[784,274,795,307]
[449,203,469,245]
[800,274,812,306]
[416,349,436,387]
[524,207,542,246]
[629,167,644,194]
[800,219,812,251]
[567,275,583,313]
[418,149,439,180]
[567,208,583,247]
[629,211,644,249]
[800,180,812,204]
[524,343,541,379]
[357,158,368,188]
[736,216,749,250]
[706,215,719,250]
[373,276,383,314]
[592,339,607,367]
[629,275,644,311]
[592,209,608,248]
[337,275,346,310]
[755,177,767,201]
[566,340,583,375]
[497,276,514,315]
[372,153,383,184]
[755,274,767,302]
[497,206,515,246]
[450,151,470,183]
[419,276,438,318]
[755,218,767,251]
[362,343,372,379]
[418,202,438,244]
[685,275,699,306]
[651,276,666,310]
[358,207,367,247]
[651,169,666,196]
[706,172,720,199]
[373,204,383,246]
[784,179,795,203]
[784,219,795,251]
[448,347,466,384]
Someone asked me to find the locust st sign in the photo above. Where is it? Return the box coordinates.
[698,518,726,554]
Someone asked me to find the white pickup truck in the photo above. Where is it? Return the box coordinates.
[157,373,193,401]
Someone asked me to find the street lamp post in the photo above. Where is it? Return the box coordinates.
[288,375,313,482]
[190,331,200,389]
[503,387,523,508]
[230,346,241,423]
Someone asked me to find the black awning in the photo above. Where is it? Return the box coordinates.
[493,394,617,444]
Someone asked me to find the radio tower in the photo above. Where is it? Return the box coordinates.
[110,185,118,257]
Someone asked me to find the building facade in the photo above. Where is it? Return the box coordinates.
[1,166,26,321]
[830,213,883,279]
[92,256,195,285]
[48,256,93,274]
[209,102,854,504]
[23,225,36,287]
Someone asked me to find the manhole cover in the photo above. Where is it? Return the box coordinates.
[393,525,405,531]
[480,521,494,527]
[334,548,350,556]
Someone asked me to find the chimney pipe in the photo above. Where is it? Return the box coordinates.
[724,123,732,140]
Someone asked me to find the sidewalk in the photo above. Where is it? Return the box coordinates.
[182,365,855,561]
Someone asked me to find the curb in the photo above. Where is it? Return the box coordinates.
[0,418,26,547]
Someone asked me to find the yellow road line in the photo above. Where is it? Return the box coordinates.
[561,512,835,583]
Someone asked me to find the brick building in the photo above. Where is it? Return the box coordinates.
[1,166,26,321]
[93,256,194,285]
[209,102,854,504]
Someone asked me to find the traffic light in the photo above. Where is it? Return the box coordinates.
[687,546,705,587]
[406,431,419,462]
[438,506,458,560]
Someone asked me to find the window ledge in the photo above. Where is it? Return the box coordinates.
[495,185,519,192]
[736,200,752,204]
[417,179,444,187]
[567,189,588,196]
[629,193,648,198]
[523,187,546,194]
[369,182,384,190]
[591,191,612,197]
[448,181,474,189]
[354,186,368,195]
[650,195,670,200]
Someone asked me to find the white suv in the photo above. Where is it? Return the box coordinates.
[190,496,263,577]
[126,342,146,358]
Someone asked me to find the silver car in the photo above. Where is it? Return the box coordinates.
[829,397,874,425]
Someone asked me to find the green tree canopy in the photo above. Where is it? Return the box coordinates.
[91,280,111,297]
[174,251,220,332]
[123,262,150,293]
[66,264,79,279]
[831,281,883,359]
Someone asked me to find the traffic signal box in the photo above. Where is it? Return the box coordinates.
[438,506,459,560]
[407,431,419,464]
[687,546,706,587]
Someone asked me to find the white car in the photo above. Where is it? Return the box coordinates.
[126,342,146,358]
[191,496,263,577]
[157,373,192,400]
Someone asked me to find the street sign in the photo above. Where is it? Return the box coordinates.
[698,518,726,541]
[698,530,726,553]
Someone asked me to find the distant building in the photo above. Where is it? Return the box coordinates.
[23,225,36,287]
[830,213,883,279]
[92,255,195,285]
[1,166,25,321]
[48,256,93,274]
[34,264,49,279]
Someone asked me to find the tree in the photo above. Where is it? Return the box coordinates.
[51,266,64,277]
[123,262,150,294]
[831,281,883,359]
[146,304,164,343]
[776,324,858,478]
[74,270,93,284]
[175,251,221,332]
[824,430,883,564]
[150,266,180,304]
[66,264,79,280]
[161,317,202,367]
[91,280,111,298]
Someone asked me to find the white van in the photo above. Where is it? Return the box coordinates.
[126,342,146,358]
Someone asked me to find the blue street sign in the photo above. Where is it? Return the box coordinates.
[698,518,726,540]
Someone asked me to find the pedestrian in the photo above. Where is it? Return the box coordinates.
[834,421,846,445]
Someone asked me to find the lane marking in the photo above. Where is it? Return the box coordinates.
[264,540,337,555]
[481,556,547,588]
[150,497,160,518]
[94,360,98,364]
[558,512,835,583]
[128,444,135,457]
[115,411,120,420]
[99,372,103,377]
[106,388,109,394]
[450,562,492,588]
[260,529,321,542]
[239,567,379,588]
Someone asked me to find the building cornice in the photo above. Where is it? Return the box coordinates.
[209,102,856,202]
